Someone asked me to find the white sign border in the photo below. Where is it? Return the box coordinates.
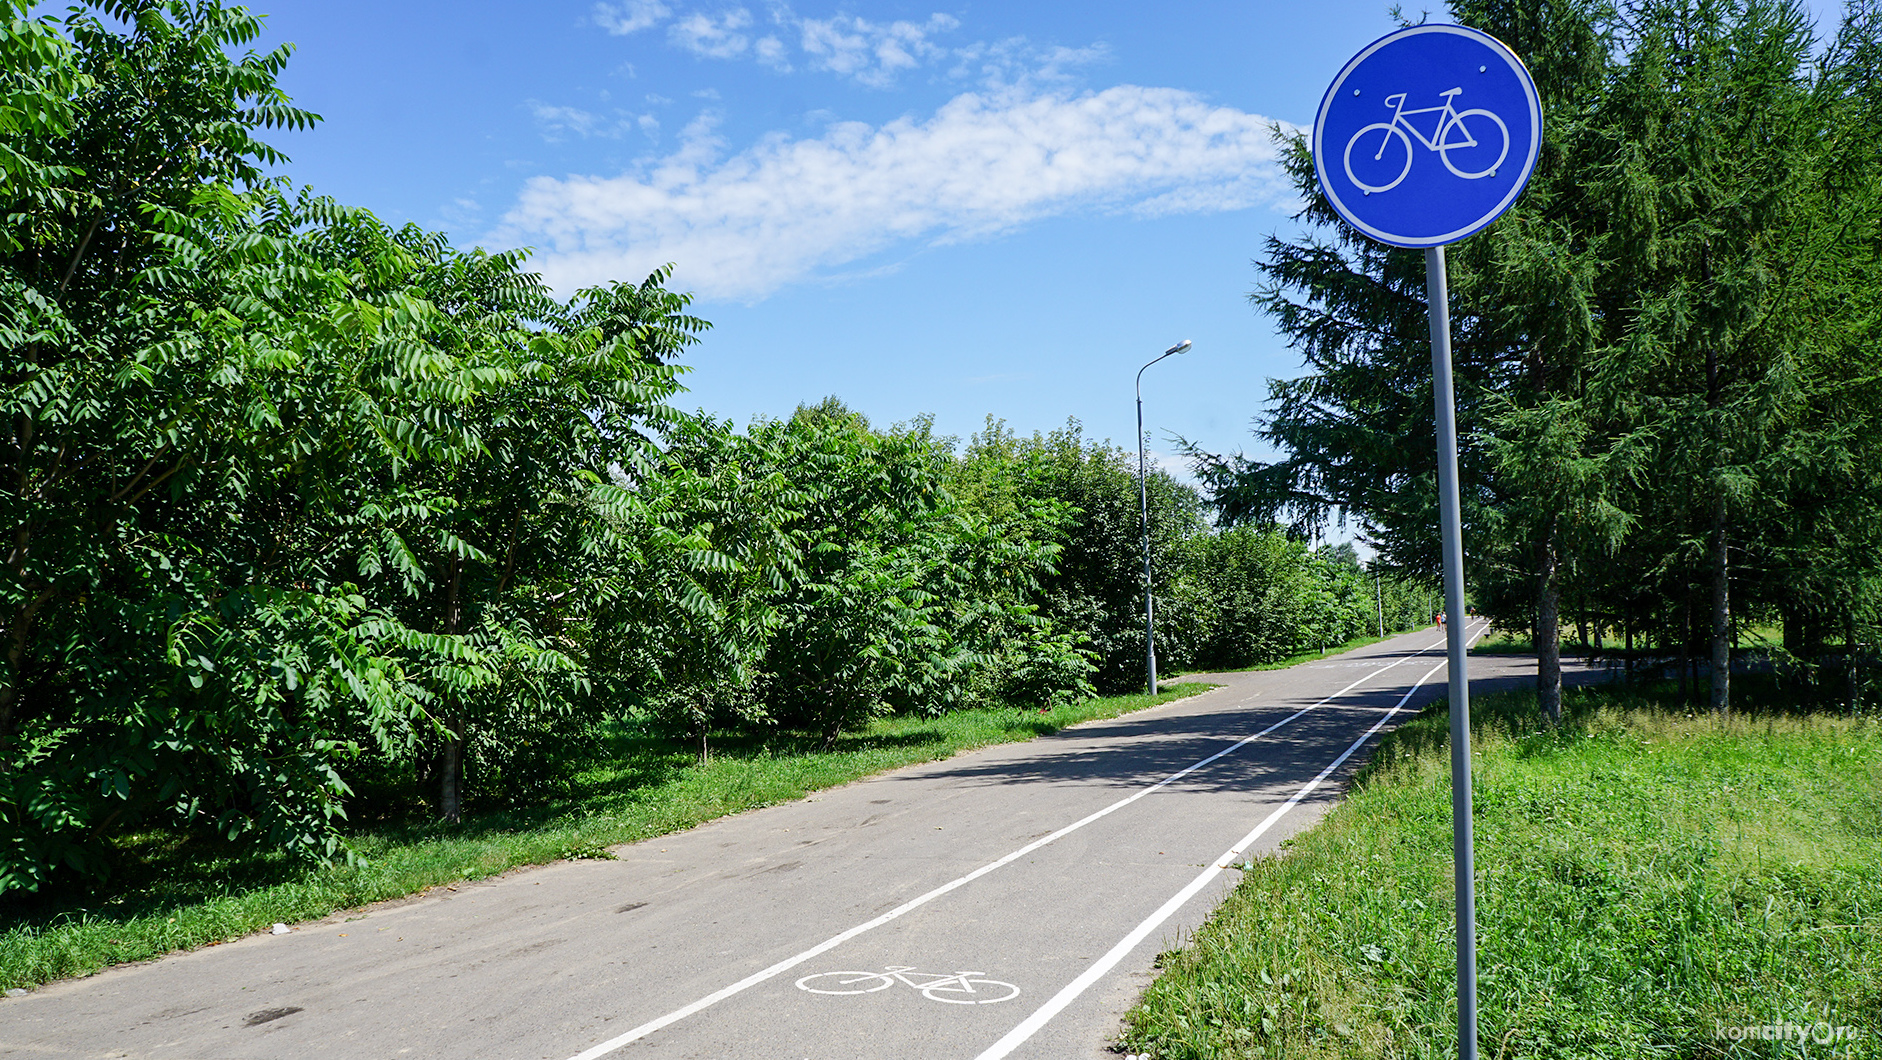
[1312,24,1543,249]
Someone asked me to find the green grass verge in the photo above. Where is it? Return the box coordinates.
[0,684,1210,993]
[1470,628,1537,653]
[1472,624,1797,656]
[1121,688,1882,1059]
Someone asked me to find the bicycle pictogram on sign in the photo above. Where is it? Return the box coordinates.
[795,966,1021,1005]
[1343,87,1509,193]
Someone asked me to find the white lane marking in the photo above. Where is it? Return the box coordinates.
[972,620,1490,1060]
[561,625,1476,1060]
[971,659,1451,1060]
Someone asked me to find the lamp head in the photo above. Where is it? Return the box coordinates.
[1165,339,1192,357]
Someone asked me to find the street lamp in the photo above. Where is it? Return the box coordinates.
[1137,338,1191,695]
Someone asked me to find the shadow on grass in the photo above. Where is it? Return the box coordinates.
[0,732,691,934]
[0,831,309,933]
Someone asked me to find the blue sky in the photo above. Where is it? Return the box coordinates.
[248,0,1848,495]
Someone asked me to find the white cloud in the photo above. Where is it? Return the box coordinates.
[946,37,1106,88]
[594,0,671,35]
[440,197,484,229]
[753,34,790,70]
[670,8,754,58]
[592,4,1099,91]
[494,85,1298,300]
[796,12,957,88]
[529,102,611,141]
[528,101,653,142]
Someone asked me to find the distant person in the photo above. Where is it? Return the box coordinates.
[1436,611,1446,630]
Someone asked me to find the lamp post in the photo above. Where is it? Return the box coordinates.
[1137,339,1191,695]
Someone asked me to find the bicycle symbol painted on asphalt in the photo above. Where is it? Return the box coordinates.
[795,966,1021,1005]
[1342,87,1510,194]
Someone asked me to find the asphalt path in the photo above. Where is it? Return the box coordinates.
[4,621,1609,1060]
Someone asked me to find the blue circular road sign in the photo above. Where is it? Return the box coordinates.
[1313,25,1541,248]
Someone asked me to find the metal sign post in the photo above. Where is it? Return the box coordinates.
[1425,243,1478,1058]
[1311,25,1542,1060]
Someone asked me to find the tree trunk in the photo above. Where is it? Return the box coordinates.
[1624,603,1635,681]
[0,587,52,756]
[1537,525,1563,725]
[1702,244,1728,718]
[1709,497,1730,718]
[1686,606,1701,704]
[439,719,465,824]
[1781,601,1802,673]
[1848,612,1861,717]
[438,555,466,823]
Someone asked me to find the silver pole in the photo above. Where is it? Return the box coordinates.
[1134,341,1189,696]
[1129,344,1189,700]
[1425,246,1477,1060]
[1137,374,1157,696]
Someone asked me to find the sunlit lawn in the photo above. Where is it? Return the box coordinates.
[1121,686,1882,1059]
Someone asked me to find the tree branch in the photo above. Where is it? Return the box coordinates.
[110,446,175,503]
[58,212,105,294]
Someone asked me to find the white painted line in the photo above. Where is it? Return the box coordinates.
[561,625,1476,1060]
[972,621,1490,1060]
[973,660,1449,1060]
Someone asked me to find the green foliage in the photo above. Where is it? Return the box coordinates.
[1200,0,1882,711]
[0,0,1440,902]
[0,0,705,889]
[958,419,1205,692]
[955,418,1438,686]
[1189,533,1395,667]
[596,414,802,753]
[624,406,1096,751]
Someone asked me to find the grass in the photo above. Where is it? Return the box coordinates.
[1120,687,1882,1059]
[0,683,1211,993]
[1470,627,1539,653]
[1471,623,1805,657]
[1166,626,1439,678]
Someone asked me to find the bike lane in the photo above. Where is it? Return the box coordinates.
[6,622,1578,1060]
[561,626,1480,1060]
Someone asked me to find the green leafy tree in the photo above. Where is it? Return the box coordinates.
[755,409,1056,744]
[0,0,703,885]
[1188,529,1330,667]
[595,414,805,760]
[0,0,386,889]
[961,419,1206,694]
[1196,0,1882,720]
